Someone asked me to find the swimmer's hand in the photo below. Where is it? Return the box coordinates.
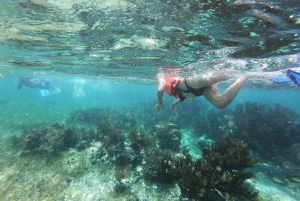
[170,100,181,110]
[170,104,176,110]
[155,103,162,111]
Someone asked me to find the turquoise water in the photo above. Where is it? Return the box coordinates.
[1,70,299,130]
[1,65,300,200]
[1,0,300,201]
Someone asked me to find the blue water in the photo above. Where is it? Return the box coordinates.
[1,0,300,200]
[1,68,299,129]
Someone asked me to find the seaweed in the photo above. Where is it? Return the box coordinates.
[18,123,99,155]
[233,102,300,163]
[178,136,258,200]
[98,119,125,157]
[144,149,185,183]
[129,128,155,152]
[154,123,182,151]
[143,136,258,199]
[20,123,78,154]
[115,164,132,183]
[207,136,258,171]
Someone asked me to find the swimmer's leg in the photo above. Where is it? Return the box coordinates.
[203,76,248,109]
[186,74,231,88]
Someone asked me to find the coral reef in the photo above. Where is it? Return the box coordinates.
[114,164,132,194]
[18,123,100,155]
[144,149,187,183]
[97,119,125,157]
[20,123,79,154]
[233,102,300,163]
[6,88,300,201]
[82,118,135,167]
[178,136,258,200]
[115,164,132,183]
[143,136,258,200]
[154,123,182,151]
[129,128,155,152]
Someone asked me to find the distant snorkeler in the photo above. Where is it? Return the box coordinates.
[17,76,51,97]
[155,69,248,110]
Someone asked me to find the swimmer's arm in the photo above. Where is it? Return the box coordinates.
[170,99,182,110]
[155,82,165,111]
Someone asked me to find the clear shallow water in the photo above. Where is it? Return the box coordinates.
[0,0,300,78]
[0,0,300,201]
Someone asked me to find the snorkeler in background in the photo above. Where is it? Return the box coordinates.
[17,77,50,97]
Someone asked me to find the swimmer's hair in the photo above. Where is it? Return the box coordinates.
[156,72,164,79]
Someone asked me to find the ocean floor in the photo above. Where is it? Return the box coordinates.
[0,127,300,201]
[0,133,181,201]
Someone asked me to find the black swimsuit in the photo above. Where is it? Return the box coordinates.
[184,79,206,96]
[172,79,206,101]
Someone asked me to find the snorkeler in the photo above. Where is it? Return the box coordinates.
[155,72,247,110]
[17,77,51,97]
